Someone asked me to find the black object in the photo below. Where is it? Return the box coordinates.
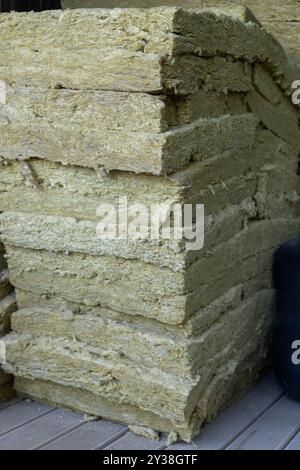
[0,0,61,11]
[273,238,300,400]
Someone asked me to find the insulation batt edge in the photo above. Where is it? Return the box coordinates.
[0,246,16,401]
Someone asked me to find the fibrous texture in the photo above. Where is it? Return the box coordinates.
[61,0,300,63]
[0,243,17,401]
[0,6,299,440]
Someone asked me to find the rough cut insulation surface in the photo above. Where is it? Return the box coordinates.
[61,1,300,63]
[0,244,16,401]
[0,7,298,174]
[0,6,300,441]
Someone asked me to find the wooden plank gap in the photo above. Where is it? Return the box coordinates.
[0,397,22,411]
[33,421,88,450]
[0,407,56,438]
[223,391,285,449]
[92,429,129,450]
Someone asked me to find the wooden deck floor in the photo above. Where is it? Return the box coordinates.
[0,374,300,450]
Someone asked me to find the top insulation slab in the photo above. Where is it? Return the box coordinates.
[61,1,299,22]
[0,7,297,94]
[62,2,300,63]
[0,7,299,175]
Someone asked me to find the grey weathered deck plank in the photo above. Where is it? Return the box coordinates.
[0,408,84,450]
[0,397,21,411]
[0,400,54,437]
[104,431,167,450]
[227,395,300,450]
[284,430,300,450]
[168,374,283,450]
[0,373,298,450]
[41,420,127,450]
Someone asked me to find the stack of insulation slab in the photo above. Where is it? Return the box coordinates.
[0,7,299,440]
[0,243,16,401]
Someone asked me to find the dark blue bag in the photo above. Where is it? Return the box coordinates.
[273,238,300,400]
